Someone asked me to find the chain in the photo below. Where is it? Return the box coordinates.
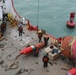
[6,46,18,61]
[5,62,19,71]
[5,54,21,71]
[0,45,21,71]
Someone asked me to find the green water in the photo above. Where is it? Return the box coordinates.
[13,0,76,38]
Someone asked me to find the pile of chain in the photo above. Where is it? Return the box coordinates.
[0,45,21,71]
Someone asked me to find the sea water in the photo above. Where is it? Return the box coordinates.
[13,0,76,38]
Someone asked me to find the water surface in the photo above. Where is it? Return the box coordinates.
[13,0,76,37]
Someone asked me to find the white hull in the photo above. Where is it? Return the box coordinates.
[0,0,27,24]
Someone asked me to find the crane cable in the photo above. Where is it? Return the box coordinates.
[37,0,40,29]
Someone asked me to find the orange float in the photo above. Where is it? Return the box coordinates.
[20,42,45,54]
[61,36,76,59]
[28,25,38,31]
[27,20,38,31]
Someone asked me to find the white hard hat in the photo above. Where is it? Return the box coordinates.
[38,30,41,33]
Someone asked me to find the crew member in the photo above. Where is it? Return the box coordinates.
[34,49,39,57]
[1,23,6,34]
[3,21,6,31]
[42,53,49,68]
[38,30,43,42]
[2,8,8,22]
[0,31,3,38]
[18,26,23,36]
[43,35,49,46]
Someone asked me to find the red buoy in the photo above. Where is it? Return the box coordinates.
[67,21,75,28]
[66,12,75,28]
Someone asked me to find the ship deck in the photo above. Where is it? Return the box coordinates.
[0,22,70,75]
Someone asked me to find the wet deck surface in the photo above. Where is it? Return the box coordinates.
[0,22,69,75]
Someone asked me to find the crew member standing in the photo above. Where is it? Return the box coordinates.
[1,23,5,34]
[42,53,49,68]
[0,31,3,38]
[3,21,6,31]
[18,26,23,36]
[43,35,49,46]
[38,30,43,42]
[2,8,8,22]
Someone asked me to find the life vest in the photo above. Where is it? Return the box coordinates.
[44,57,48,62]
[19,27,23,31]
[1,24,4,28]
[38,33,42,37]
